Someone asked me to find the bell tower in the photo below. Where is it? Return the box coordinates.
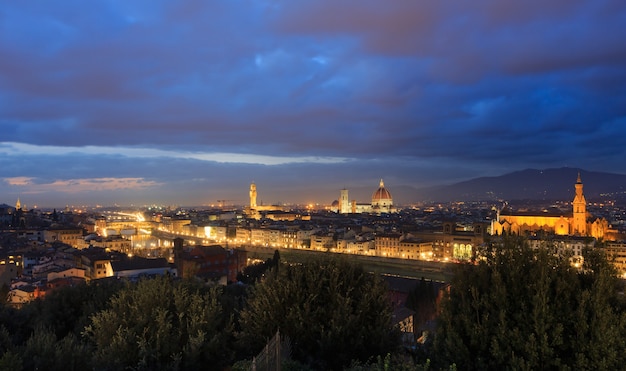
[340,189,350,214]
[249,182,257,209]
[572,173,587,235]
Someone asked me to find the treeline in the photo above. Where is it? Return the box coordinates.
[1,237,626,370]
[432,236,626,370]
[0,255,406,371]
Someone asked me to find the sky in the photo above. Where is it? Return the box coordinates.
[1,1,626,208]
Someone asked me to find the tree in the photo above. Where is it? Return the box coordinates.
[572,247,626,369]
[22,279,123,340]
[84,276,233,370]
[433,236,626,370]
[406,277,438,328]
[237,256,399,370]
[20,327,91,371]
[271,249,281,270]
[0,324,21,370]
[0,350,22,370]
[237,258,272,284]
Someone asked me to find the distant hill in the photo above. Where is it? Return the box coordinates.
[414,167,626,202]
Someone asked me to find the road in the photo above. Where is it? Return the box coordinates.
[243,245,456,282]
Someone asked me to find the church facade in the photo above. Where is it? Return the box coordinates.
[491,174,610,239]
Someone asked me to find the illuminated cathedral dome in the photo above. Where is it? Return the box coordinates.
[372,179,393,209]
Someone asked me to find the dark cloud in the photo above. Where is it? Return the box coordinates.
[1,1,625,206]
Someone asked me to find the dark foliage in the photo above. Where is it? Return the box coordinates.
[237,249,280,284]
[405,277,438,329]
[237,256,400,370]
[433,236,626,370]
[84,276,233,370]
[4,239,621,370]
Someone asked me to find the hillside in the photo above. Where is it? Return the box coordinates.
[414,167,626,202]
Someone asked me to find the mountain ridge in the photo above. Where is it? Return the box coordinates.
[411,167,626,202]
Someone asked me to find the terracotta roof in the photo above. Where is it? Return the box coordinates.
[372,179,392,201]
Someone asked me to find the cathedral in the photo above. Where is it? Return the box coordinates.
[335,179,396,214]
[490,174,610,239]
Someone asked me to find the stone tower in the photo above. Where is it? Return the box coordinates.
[249,182,257,209]
[340,189,350,214]
[572,173,587,235]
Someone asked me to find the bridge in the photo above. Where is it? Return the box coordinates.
[98,220,155,237]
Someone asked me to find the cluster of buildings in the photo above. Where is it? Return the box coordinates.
[3,245,172,308]
[158,208,490,261]
[158,176,626,274]
[1,240,246,308]
[3,174,626,308]
[0,201,247,308]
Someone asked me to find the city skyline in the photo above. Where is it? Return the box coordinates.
[2,1,626,207]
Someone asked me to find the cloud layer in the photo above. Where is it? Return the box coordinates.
[1,1,625,206]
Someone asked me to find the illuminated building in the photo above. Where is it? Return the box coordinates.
[43,228,84,248]
[311,231,335,250]
[375,233,430,258]
[249,182,257,208]
[75,247,117,280]
[337,179,396,214]
[244,182,288,220]
[7,286,41,308]
[371,179,393,212]
[85,235,132,253]
[604,242,626,277]
[340,189,350,214]
[491,174,611,239]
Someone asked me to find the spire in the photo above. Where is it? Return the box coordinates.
[577,172,582,184]
[379,179,384,188]
[15,198,21,210]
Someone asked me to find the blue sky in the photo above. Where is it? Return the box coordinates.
[1,1,625,208]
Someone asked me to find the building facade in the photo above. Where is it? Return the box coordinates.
[337,179,396,214]
[491,174,610,239]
